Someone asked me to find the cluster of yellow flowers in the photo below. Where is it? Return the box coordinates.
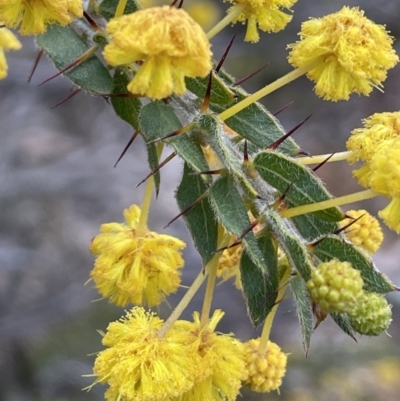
[2,0,399,400]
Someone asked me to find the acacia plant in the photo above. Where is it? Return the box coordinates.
[1,0,399,400]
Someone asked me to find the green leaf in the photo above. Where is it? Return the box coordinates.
[139,101,210,176]
[145,142,161,194]
[98,0,139,20]
[176,164,218,265]
[330,313,356,340]
[267,210,312,281]
[36,25,112,94]
[212,93,299,156]
[185,72,235,105]
[291,275,313,354]
[313,236,395,293]
[111,70,141,130]
[254,151,344,222]
[209,175,266,271]
[240,236,279,327]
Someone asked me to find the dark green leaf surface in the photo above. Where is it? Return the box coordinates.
[37,25,112,93]
[331,313,356,340]
[291,275,313,354]
[209,176,266,271]
[176,164,218,265]
[254,151,343,222]
[313,236,395,293]
[240,236,279,327]
[99,0,139,19]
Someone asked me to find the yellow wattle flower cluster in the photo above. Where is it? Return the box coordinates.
[288,7,399,101]
[226,0,297,43]
[103,6,212,100]
[0,27,21,79]
[347,112,400,233]
[0,0,83,35]
[217,242,243,290]
[341,210,383,255]
[91,308,252,401]
[89,204,186,307]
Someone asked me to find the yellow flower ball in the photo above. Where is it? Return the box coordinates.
[288,7,399,101]
[244,338,287,392]
[341,210,383,255]
[0,27,21,79]
[226,0,297,43]
[89,204,186,307]
[91,307,200,401]
[0,0,83,35]
[103,6,212,99]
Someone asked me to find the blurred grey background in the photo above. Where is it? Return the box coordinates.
[1,0,400,400]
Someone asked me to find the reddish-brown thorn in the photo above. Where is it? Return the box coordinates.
[177,0,185,8]
[93,93,138,99]
[233,62,269,87]
[267,114,312,150]
[297,149,311,157]
[273,101,294,116]
[333,213,365,236]
[243,140,249,163]
[147,127,187,144]
[164,191,208,228]
[215,238,242,253]
[28,49,44,83]
[277,182,294,204]
[312,153,335,172]
[135,152,176,188]
[51,88,81,109]
[215,34,236,73]
[38,46,97,86]
[200,71,213,112]
[114,130,140,168]
[189,168,225,176]
[83,11,100,31]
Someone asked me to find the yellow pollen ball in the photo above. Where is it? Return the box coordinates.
[0,27,21,79]
[103,6,212,100]
[0,0,83,35]
[89,204,186,307]
[288,7,399,101]
[244,338,287,392]
[90,307,200,401]
[226,0,297,43]
[217,242,243,290]
[341,209,383,255]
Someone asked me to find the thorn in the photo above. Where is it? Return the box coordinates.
[243,140,249,163]
[164,191,208,228]
[267,114,312,150]
[312,153,335,172]
[136,152,176,188]
[147,124,193,145]
[189,168,225,176]
[275,182,294,206]
[28,49,44,83]
[215,239,242,253]
[177,0,185,8]
[38,45,98,86]
[50,88,81,109]
[114,130,140,167]
[297,149,311,157]
[333,213,365,236]
[200,71,213,112]
[83,11,100,31]
[232,62,269,87]
[92,93,138,98]
[273,101,294,116]
[215,34,236,73]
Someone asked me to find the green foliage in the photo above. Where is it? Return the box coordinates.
[98,0,139,20]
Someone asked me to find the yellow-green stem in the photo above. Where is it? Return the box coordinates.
[200,234,232,327]
[258,267,290,353]
[115,0,128,17]
[206,4,245,40]
[298,151,353,165]
[218,68,306,121]
[280,189,378,219]
[158,269,209,338]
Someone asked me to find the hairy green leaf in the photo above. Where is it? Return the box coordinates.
[98,0,139,20]
[36,25,112,94]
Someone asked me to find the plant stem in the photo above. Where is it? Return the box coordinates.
[280,189,378,219]
[297,151,353,165]
[200,234,231,327]
[206,4,245,40]
[258,267,290,354]
[218,68,306,121]
[158,269,209,338]
[115,0,128,17]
